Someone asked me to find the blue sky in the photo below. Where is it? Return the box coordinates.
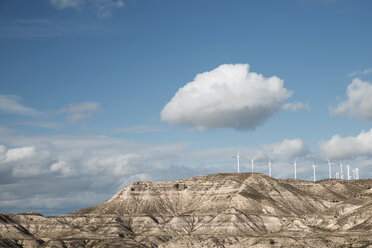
[0,0,372,215]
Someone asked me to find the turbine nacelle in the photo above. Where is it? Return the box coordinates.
[312,162,316,182]
[327,159,333,179]
[233,151,240,173]
[268,158,272,177]
[250,158,254,173]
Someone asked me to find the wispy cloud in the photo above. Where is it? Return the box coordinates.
[116,125,163,133]
[0,19,121,39]
[19,121,60,129]
[347,67,372,77]
[50,0,84,9]
[0,95,41,116]
[59,102,101,123]
[282,102,310,112]
[94,0,125,18]
[0,20,62,39]
[50,0,124,19]
[0,95,102,128]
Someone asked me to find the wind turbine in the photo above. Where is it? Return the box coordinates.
[335,172,340,179]
[292,159,297,179]
[355,168,360,180]
[268,158,272,177]
[312,162,316,182]
[352,169,356,180]
[250,159,254,173]
[339,163,344,180]
[346,164,351,180]
[233,152,240,173]
[327,159,333,179]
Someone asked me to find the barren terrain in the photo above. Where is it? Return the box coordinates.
[1,173,372,247]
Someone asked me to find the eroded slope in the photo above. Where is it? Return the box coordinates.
[1,173,372,247]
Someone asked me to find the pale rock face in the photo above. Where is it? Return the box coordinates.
[1,173,372,247]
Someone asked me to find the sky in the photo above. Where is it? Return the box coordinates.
[0,0,372,215]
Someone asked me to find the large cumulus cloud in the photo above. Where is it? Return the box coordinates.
[320,128,372,160]
[257,139,309,161]
[161,64,294,130]
[331,78,372,120]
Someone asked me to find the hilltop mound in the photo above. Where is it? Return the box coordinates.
[1,173,372,247]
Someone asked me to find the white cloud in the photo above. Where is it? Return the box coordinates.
[331,78,372,120]
[0,146,51,179]
[347,67,372,77]
[0,145,6,161]
[3,146,36,163]
[50,0,124,18]
[282,102,310,112]
[161,64,296,130]
[0,95,41,116]
[50,160,77,177]
[84,153,140,175]
[59,102,101,123]
[256,139,309,161]
[320,128,372,160]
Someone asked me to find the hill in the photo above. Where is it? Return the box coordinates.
[1,173,372,247]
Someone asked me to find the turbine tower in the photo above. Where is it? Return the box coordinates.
[340,163,344,180]
[327,159,333,179]
[233,152,240,173]
[312,162,316,182]
[268,158,272,177]
[355,168,360,179]
[251,159,254,173]
[352,169,356,180]
[293,159,297,179]
[346,164,350,180]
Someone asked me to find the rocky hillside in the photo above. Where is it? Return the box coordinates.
[1,173,372,247]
